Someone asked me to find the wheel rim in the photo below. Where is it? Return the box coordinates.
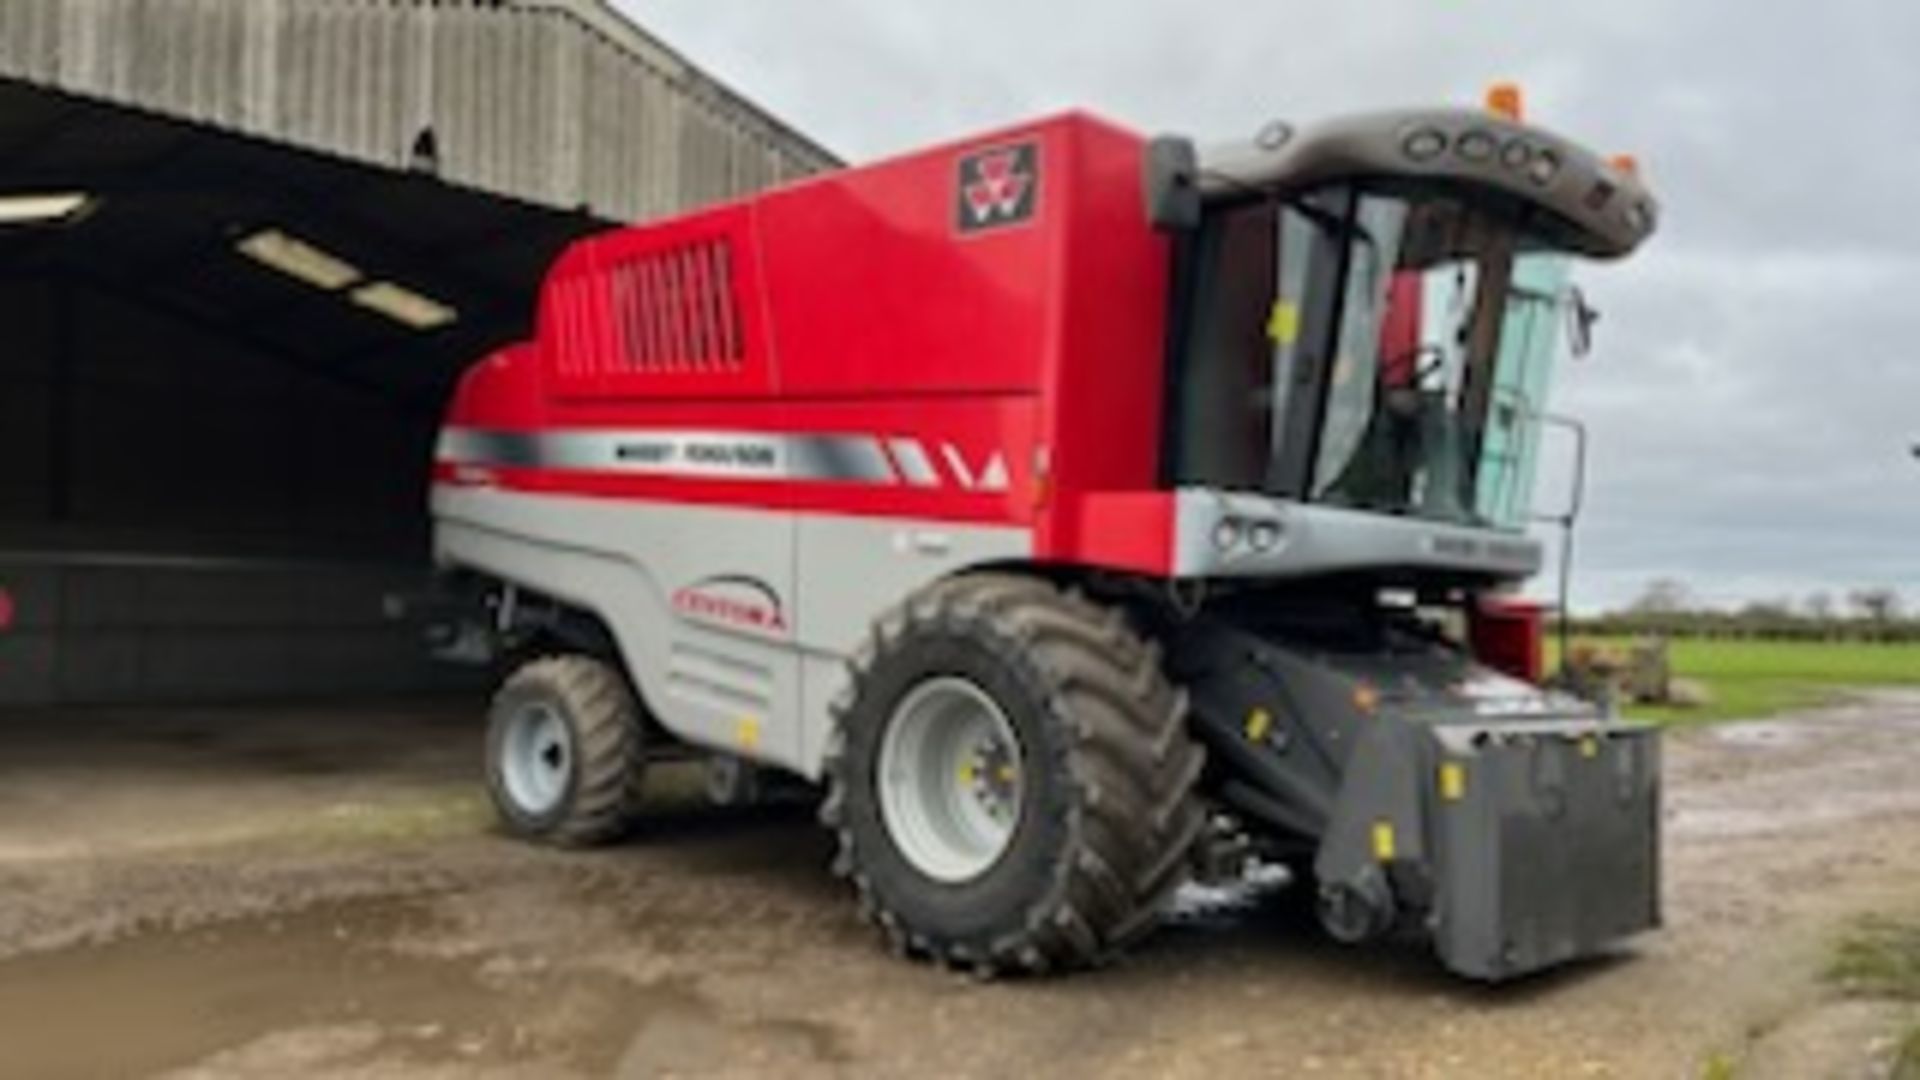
[876,677,1025,883]
[500,701,573,816]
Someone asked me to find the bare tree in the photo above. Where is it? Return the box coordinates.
[1630,578,1692,616]
[1804,592,1835,621]
[1849,587,1902,624]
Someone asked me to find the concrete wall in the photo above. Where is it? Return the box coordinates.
[0,559,465,706]
[0,277,464,705]
[0,0,838,224]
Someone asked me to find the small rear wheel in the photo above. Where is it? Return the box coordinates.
[486,655,645,847]
[823,574,1206,974]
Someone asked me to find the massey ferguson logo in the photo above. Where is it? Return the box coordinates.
[957,143,1039,233]
[672,575,789,636]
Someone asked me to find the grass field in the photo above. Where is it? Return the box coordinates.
[1558,638,1920,724]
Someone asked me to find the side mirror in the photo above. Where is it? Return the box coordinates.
[1144,136,1203,232]
[1566,287,1600,359]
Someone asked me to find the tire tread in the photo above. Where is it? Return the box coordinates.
[823,574,1205,974]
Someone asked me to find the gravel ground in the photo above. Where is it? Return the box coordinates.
[2,692,1919,1078]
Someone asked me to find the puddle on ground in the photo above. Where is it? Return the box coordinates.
[0,897,699,1079]
[1672,787,1920,842]
[1711,721,1818,750]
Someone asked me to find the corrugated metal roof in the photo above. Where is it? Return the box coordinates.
[0,0,839,223]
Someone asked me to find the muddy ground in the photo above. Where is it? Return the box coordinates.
[3,693,1920,1079]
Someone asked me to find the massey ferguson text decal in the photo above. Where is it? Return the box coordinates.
[615,436,779,475]
[436,428,896,486]
[437,427,1012,493]
[672,575,790,636]
[957,142,1039,234]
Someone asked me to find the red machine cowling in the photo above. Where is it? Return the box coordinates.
[441,113,1180,573]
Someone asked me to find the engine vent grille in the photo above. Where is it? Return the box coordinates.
[548,274,601,381]
[609,239,744,374]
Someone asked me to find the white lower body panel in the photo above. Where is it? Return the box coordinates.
[433,485,1031,778]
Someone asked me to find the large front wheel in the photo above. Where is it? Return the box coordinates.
[823,575,1206,974]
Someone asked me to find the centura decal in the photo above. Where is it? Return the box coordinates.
[672,575,789,635]
[956,142,1039,234]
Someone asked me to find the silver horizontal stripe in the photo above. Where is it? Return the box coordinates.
[438,427,898,485]
[887,438,942,488]
[788,437,895,486]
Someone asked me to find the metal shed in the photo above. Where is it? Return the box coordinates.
[0,0,838,706]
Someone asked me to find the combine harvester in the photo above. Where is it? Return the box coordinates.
[430,86,1660,981]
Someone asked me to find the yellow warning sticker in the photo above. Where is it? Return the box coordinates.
[1245,707,1274,743]
[736,716,762,751]
[1267,300,1301,346]
[1440,762,1467,802]
[1372,821,1397,862]
[1580,736,1600,760]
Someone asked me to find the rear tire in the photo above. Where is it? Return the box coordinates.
[486,655,645,848]
[823,574,1206,974]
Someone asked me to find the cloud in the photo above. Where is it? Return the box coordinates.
[617,0,1918,611]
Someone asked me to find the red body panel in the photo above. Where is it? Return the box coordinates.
[445,344,550,429]
[756,134,1058,397]
[1469,598,1547,683]
[442,113,1176,571]
[1067,492,1179,577]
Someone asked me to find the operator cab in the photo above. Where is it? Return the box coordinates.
[1149,96,1655,581]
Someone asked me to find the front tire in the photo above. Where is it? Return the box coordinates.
[486,655,646,848]
[823,575,1206,974]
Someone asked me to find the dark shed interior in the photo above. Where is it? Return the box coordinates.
[0,81,606,705]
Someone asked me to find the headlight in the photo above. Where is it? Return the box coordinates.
[1529,149,1562,186]
[1211,518,1244,553]
[1456,130,1498,163]
[1403,128,1447,162]
[1249,520,1283,552]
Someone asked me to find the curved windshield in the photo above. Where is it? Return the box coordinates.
[1166,185,1577,531]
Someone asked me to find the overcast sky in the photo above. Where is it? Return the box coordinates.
[617,0,1919,613]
